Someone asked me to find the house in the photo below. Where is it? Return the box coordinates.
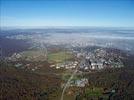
[15,63,22,67]
[84,66,89,70]
[75,78,88,87]
[50,64,55,67]
[56,64,60,69]
[56,66,60,69]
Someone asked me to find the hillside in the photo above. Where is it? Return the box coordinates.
[0,61,61,100]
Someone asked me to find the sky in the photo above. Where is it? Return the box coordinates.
[0,0,134,27]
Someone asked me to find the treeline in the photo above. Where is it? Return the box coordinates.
[76,68,134,100]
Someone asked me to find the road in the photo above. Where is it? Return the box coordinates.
[60,66,78,100]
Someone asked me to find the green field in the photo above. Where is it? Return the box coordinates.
[85,87,103,97]
[48,51,72,63]
[21,50,42,57]
[20,50,46,61]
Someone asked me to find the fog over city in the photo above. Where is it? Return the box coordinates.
[2,28,134,53]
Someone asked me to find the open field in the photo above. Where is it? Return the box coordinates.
[20,50,46,61]
[85,87,103,97]
[48,51,73,63]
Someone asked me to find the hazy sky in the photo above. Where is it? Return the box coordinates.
[0,0,134,27]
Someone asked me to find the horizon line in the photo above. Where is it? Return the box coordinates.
[1,26,134,29]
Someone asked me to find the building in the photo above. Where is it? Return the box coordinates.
[75,78,88,87]
[91,62,103,69]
